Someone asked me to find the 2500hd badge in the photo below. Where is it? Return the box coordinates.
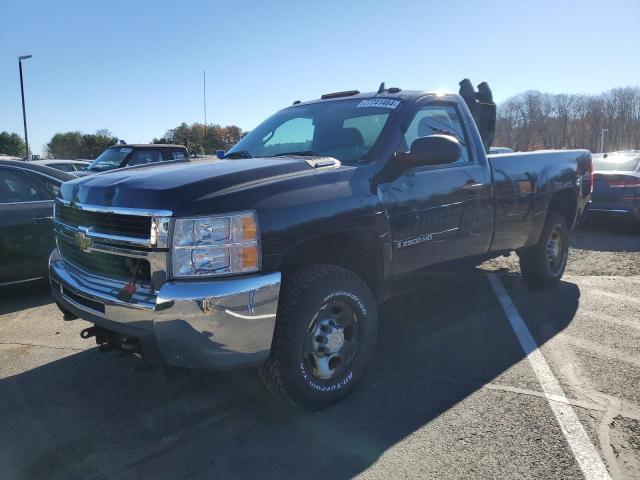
[395,234,434,249]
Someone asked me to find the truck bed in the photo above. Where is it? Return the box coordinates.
[488,149,592,253]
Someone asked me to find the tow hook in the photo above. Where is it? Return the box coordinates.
[80,326,97,339]
[82,326,154,372]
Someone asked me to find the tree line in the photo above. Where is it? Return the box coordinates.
[0,129,119,159]
[0,123,244,159]
[494,86,640,152]
[46,129,119,159]
[0,131,26,157]
[152,123,244,154]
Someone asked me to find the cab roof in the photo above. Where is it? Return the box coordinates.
[293,90,457,107]
[107,144,187,149]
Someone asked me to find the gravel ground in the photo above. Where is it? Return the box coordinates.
[482,217,640,276]
[0,216,638,479]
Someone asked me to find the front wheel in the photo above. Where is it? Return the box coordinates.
[259,265,378,410]
[518,211,569,288]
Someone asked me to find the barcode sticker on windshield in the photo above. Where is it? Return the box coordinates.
[357,99,400,109]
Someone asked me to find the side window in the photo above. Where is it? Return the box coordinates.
[30,174,60,199]
[0,169,46,203]
[403,104,472,164]
[164,149,188,161]
[53,163,74,172]
[128,150,163,166]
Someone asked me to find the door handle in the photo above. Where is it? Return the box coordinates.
[462,181,484,191]
[34,216,53,223]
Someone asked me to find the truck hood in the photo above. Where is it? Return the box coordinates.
[60,157,341,214]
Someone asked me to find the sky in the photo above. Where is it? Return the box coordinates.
[1,0,639,156]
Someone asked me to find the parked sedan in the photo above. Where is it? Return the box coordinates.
[0,160,74,287]
[31,159,91,174]
[589,151,640,223]
[83,144,190,175]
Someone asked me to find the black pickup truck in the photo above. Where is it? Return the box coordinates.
[50,88,592,408]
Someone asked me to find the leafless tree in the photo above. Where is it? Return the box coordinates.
[494,86,640,153]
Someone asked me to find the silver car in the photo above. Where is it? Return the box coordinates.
[31,159,91,175]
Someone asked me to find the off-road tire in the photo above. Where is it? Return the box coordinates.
[518,211,569,288]
[258,265,378,410]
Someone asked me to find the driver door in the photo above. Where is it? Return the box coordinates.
[382,101,493,276]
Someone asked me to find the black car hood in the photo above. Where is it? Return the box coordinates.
[60,157,339,215]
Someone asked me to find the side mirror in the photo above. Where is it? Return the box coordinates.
[399,134,462,168]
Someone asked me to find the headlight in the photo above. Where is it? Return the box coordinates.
[171,211,260,277]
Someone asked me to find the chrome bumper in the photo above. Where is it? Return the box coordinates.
[49,250,281,369]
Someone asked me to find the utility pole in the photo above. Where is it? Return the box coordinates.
[600,128,608,153]
[18,55,32,160]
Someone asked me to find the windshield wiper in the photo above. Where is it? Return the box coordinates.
[272,150,321,157]
[225,150,253,159]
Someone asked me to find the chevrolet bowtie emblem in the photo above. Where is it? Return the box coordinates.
[74,227,93,252]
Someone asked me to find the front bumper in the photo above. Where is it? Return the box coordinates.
[49,250,281,369]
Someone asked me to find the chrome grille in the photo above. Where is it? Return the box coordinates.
[58,239,152,283]
[56,202,151,239]
[53,201,171,287]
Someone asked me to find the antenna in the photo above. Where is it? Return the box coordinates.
[377,82,385,94]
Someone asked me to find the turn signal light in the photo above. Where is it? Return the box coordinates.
[242,215,257,241]
[241,245,259,269]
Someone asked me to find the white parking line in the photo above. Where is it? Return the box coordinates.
[486,274,611,480]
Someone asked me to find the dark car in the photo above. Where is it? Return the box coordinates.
[31,159,91,175]
[0,160,74,287]
[589,151,640,223]
[51,88,591,408]
[82,144,190,175]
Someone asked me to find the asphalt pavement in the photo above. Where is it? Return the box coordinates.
[0,218,638,479]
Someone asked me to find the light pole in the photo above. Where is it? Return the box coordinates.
[18,55,32,160]
[203,70,207,154]
[600,128,608,154]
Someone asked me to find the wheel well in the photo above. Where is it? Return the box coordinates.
[279,231,384,297]
[548,189,577,227]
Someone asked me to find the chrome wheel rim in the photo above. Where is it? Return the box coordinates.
[303,299,359,380]
[546,227,565,275]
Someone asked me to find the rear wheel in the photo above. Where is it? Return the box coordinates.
[259,265,378,410]
[518,211,569,288]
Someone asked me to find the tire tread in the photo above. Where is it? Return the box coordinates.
[258,265,375,409]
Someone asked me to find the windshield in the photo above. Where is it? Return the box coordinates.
[226,98,398,164]
[88,147,132,171]
[593,152,640,172]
